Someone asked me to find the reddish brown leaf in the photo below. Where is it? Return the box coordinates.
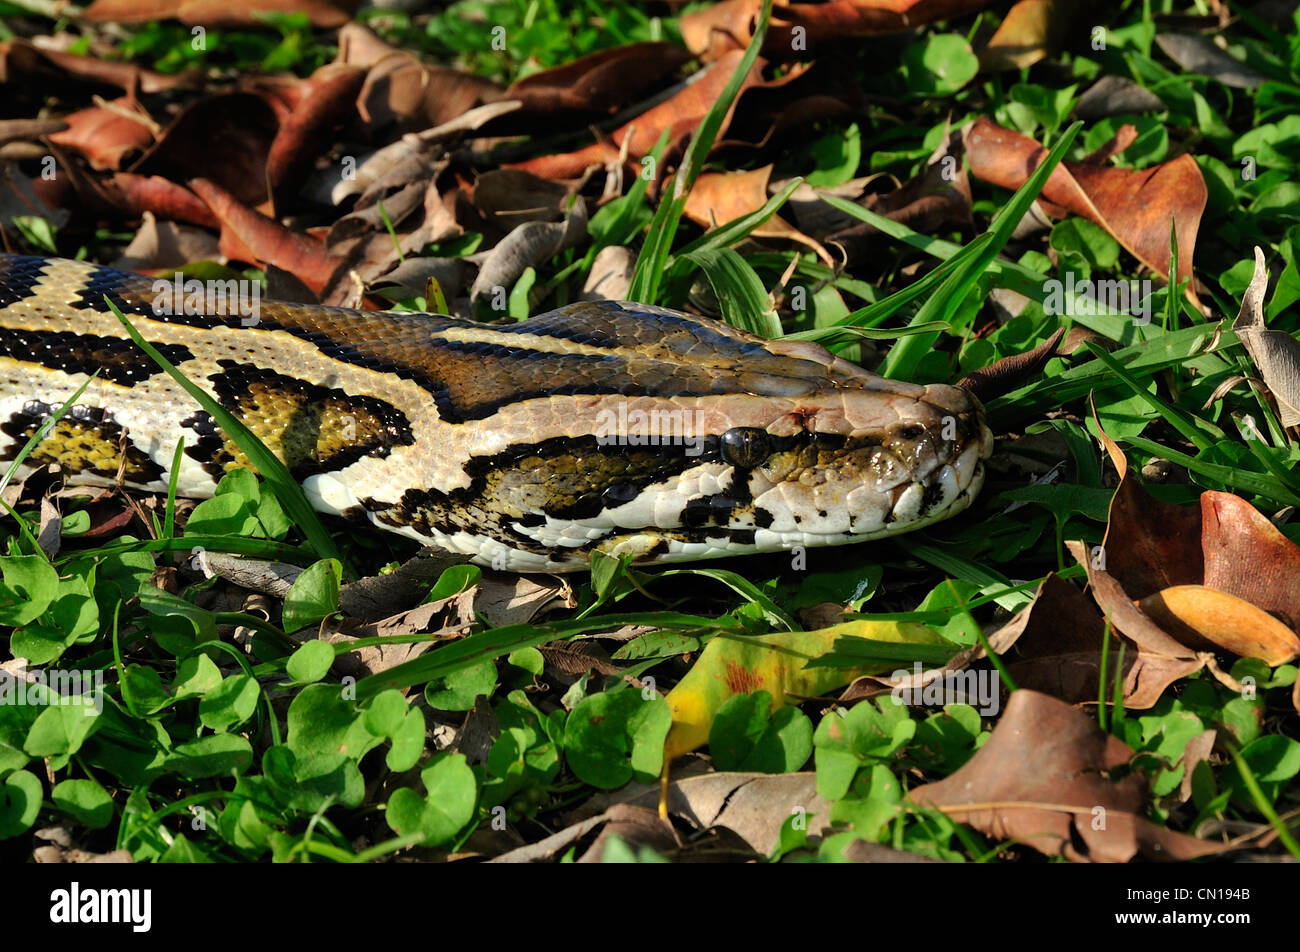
[265,64,366,200]
[188,178,344,298]
[48,100,156,171]
[912,690,1229,861]
[505,42,693,121]
[965,116,1206,308]
[0,39,188,96]
[103,174,219,228]
[1200,491,1300,634]
[511,51,794,180]
[684,165,832,264]
[81,0,358,28]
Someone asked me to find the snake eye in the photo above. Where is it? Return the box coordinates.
[720,427,771,469]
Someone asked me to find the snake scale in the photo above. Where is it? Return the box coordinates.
[0,254,993,572]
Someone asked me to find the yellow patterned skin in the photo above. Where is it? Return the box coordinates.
[0,254,993,571]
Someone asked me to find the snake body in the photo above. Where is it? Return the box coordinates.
[0,254,992,571]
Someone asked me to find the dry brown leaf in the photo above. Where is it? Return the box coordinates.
[188,177,346,299]
[581,245,635,301]
[469,202,588,306]
[979,0,1072,72]
[1232,246,1300,427]
[47,99,155,170]
[133,92,280,207]
[1074,76,1167,119]
[357,52,502,133]
[511,51,795,180]
[113,212,221,271]
[504,42,693,122]
[684,165,832,264]
[1154,33,1267,89]
[0,39,189,95]
[911,690,1231,861]
[82,0,358,28]
[1137,585,1300,665]
[965,116,1207,309]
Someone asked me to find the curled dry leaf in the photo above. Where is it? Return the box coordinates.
[964,116,1206,309]
[1137,586,1300,665]
[1232,246,1300,427]
[1000,573,1204,709]
[1074,76,1168,119]
[470,202,588,306]
[911,690,1230,862]
[681,0,993,59]
[0,39,188,96]
[357,52,502,133]
[265,64,366,202]
[113,211,222,271]
[582,245,635,301]
[825,126,972,261]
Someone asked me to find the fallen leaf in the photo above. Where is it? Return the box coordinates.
[133,93,280,207]
[81,0,358,28]
[504,42,693,123]
[265,64,366,203]
[684,165,832,264]
[357,52,501,133]
[581,245,635,301]
[911,690,1231,861]
[511,51,797,180]
[1074,75,1167,119]
[1155,33,1267,89]
[1002,573,1204,708]
[47,99,155,170]
[113,211,221,271]
[965,116,1206,308]
[1137,586,1300,665]
[663,618,946,762]
[1232,246,1300,426]
[469,202,588,307]
[979,0,1072,72]
[188,178,346,298]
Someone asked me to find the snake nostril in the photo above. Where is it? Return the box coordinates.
[896,424,925,441]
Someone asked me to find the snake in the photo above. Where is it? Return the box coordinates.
[0,253,993,572]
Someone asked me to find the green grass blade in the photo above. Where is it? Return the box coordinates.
[878,121,1083,380]
[683,247,780,337]
[627,0,773,303]
[106,299,353,578]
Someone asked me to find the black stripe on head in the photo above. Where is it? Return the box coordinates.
[0,255,49,309]
[0,328,193,385]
